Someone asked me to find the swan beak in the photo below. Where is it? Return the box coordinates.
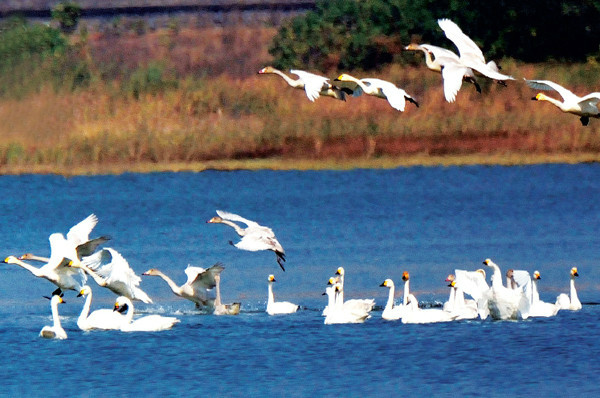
[77,291,83,297]
[574,271,579,277]
[448,281,456,287]
[113,303,120,312]
[380,281,386,287]
[257,67,267,74]
[322,292,327,296]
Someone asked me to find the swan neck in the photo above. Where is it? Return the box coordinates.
[155,271,183,295]
[214,276,222,306]
[386,285,395,310]
[272,69,302,88]
[447,287,456,310]
[78,290,92,324]
[219,219,246,236]
[12,258,43,277]
[51,299,62,329]
[403,279,410,306]
[123,298,134,324]
[490,265,503,289]
[570,278,578,301]
[82,265,107,287]
[268,282,275,305]
[532,279,540,303]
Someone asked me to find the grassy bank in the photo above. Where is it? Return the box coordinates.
[1,25,600,175]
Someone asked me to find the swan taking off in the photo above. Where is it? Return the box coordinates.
[114,296,179,332]
[526,79,600,126]
[258,66,350,101]
[207,210,286,271]
[437,19,514,86]
[73,248,152,303]
[40,294,67,340]
[404,43,481,102]
[266,275,298,315]
[555,267,582,311]
[333,74,419,111]
[77,285,126,331]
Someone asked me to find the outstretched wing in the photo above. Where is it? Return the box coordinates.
[216,210,260,228]
[66,214,98,247]
[455,270,489,301]
[441,61,469,103]
[525,79,579,103]
[290,70,329,102]
[438,19,485,63]
[188,263,225,291]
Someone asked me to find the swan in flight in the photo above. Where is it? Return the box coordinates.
[555,267,582,311]
[380,279,408,321]
[39,294,67,340]
[482,259,530,320]
[73,248,152,303]
[323,283,369,324]
[400,272,457,324]
[266,275,298,315]
[207,210,286,271]
[143,263,224,309]
[526,79,600,126]
[213,273,241,315]
[405,43,481,102]
[114,296,179,332]
[77,285,125,330]
[437,19,514,85]
[4,234,87,296]
[258,66,351,101]
[528,271,560,318]
[333,74,419,111]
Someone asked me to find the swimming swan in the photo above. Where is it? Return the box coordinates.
[324,283,369,324]
[452,269,490,319]
[400,272,458,324]
[40,294,67,340]
[380,279,407,321]
[333,74,419,111]
[266,275,298,315]
[77,285,125,330]
[555,267,582,311]
[405,43,481,102]
[207,210,286,271]
[143,263,224,310]
[258,66,350,101]
[526,79,600,126]
[75,248,152,303]
[482,259,530,320]
[528,271,560,318]
[213,272,241,315]
[332,267,375,314]
[437,19,514,85]
[114,296,179,332]
[443,275,478,320]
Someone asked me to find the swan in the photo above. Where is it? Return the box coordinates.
[266,275,298,315]
[555,267,582,311]
[405,43,481,102]
[437,19,514,85]
[213,272,241,315]
[324,283,369,324]
[400,272,457,324]
[143,263,224,309]
[379,279,406,321]
[77,285,125,330]
[482,259,530,320]
[207,210,286,271]
[333,267,375,314]
[73,248,152,303]
[333,74,419,111]
[113,296,179,332]
[443,274,478,319]
[528,271,560,318]
[526,79,600,126]
[39,294,67,340]
[258,66,351,101]
[452,269,490,319]
[3,233,87,296]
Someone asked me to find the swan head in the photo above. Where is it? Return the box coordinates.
[445,274,455,282]
[334,74,355,82]
[142,268,159,276]
[258,66,276,74]
[532,93,547,101]
[268,274,276,282]
[77,286,91,297]
[113,298,129,313]
[18,253,35,260]
[533,270,541,280]
[448,280,456,288]
[506,269,514,278]
[206,216,223,224]
[402,271,410,281]
[380,279,394,288]
[327,277,338,285]
[404,43,421,51]
[53,295,65,305]
[335,267,345,276]
[3,256,19,264]
[571,267,579,277]
[483,258,496,267]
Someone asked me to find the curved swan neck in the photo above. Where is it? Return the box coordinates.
[122,298,135,324]
[12,258,43,277]
[271,69,302,88]
[421,49,439,71]
[153,270,183,296]
[219,219,246,236]
[78,291,92,324]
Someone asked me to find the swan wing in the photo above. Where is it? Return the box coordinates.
[455,270,489,301]
[189,263,224,290]
[290,70,329,102]
[441,61,469,103]
[579,93,600,107]
[43,233,73,271]
[66,214,98,247]
[362,78,406,111]
[438,18,485,63]
[468,61,514,81]
[216,210,260,228]
[525,79,580,102]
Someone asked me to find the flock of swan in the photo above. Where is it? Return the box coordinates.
[259,18,600,125]
[2,207,585,339]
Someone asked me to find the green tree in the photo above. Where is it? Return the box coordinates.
[51,1,82,34]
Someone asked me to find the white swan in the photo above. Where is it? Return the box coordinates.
[114,296,179,332]
[400,272,457,324]
[333,74,419,111]
[405,43,481,102]
[482,259,530,320]
[555,267,582,311]
[526,79,600,126]
[324,283,369,325]
[74,248,152,303]
[207,210,286,271]
[143,263,224,309]
[528,271,560,318]
[40,295,67,340]
[443,274,478,320]
[452,269,490,319]
[213,273,241,315]
[258,66,350,101]
[379,279,406,321]
[77,285,125,330]
[266,275,298,315]
[437,19,514,85]
[4,233,87,296]
[326,267,375,315]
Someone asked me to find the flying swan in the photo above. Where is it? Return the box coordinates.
[258,66,351,101]
[333,74,419,111]
[207,210,287,271]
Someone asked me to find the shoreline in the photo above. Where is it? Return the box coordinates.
[1,153,599,176]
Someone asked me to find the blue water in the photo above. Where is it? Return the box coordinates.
[1,164,599,396]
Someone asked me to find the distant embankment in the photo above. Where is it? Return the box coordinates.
[0,0,316,26]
